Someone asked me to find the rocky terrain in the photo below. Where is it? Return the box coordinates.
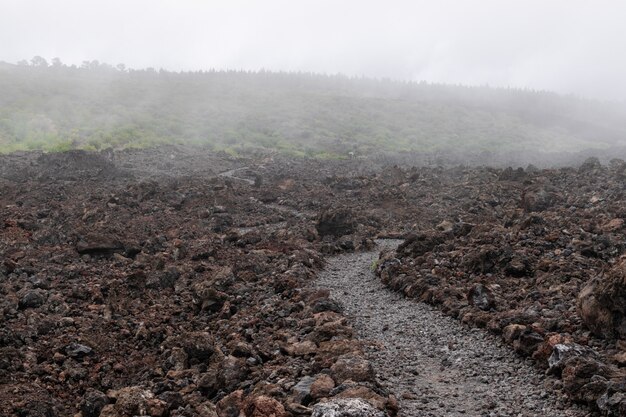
[1,147,625,416]
[318,241,589,417]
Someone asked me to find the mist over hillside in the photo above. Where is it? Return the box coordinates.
[2,60,626,164]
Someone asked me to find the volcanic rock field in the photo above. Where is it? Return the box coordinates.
[1,147,626,416]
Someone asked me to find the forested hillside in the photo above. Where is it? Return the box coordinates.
[1,59,625,158]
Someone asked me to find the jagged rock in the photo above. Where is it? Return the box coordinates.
[521,186,560,212]
[192,281,229,313]
[65,342,93,358]
[503,255,533,277]
[190,400,219,417]
[182,332,216,361]
[499,166,526,181]
[8,148,626,415]
[292,376,316,404]
[285,340,317,357]
[330,355,374,383]
[101,386,167,417]
[547,343,599,376]
[396,232,444,258]
[157,391,183,411]
[311,374,336,399]
[316,340,363,368]
[513,331,544,356]
[597,386,626,416]
[311,398,385,417]
[311,298,343,313]
[18,289,47,309]
[467,284,495,311]
[334,385,389,411]
[211,213,233,232]
[216,390,244,417]
[76,233,124,255]
[577,260,626,339]
[579,157,602,172]
[80,389,109,417]
[317,208,356,237]
[308,317,354,343]
[7,401,59,417]
[533,333,573,363]
[243,395,286,417]
[561,356,612,404]
[219,355,249,392]
[502,324,527,344]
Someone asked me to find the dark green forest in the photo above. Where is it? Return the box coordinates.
[1,58,625,157]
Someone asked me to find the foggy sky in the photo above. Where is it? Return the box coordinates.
[2,0,626,100]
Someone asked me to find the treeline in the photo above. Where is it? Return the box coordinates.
[1,57,625,157]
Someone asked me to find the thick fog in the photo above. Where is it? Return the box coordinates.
[2,0,626,100]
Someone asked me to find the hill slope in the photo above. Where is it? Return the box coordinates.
[1,61,625,158]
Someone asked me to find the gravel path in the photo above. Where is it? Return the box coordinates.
[316,240,594,417]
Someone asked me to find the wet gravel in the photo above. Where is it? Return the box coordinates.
[316,240,595,417]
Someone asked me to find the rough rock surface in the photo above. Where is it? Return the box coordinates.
[3,147,626,416]
[312,398,385,417]
[578,259,626,340]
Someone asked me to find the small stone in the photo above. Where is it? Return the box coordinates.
[18,290,47,309]
[65,343,93,358]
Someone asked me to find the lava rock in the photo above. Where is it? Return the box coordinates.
[547,343,598,376]
[65,342,93,358]
[311,374,336,399]
[521,186,560,212]
[76,233,124,255]
[243,395,286,417]
[312,298,343,314]
[579,157,602,172]
[216,390,244,417]
[577,259,626,339]
[285,340,317,357]
[396,232,445,258]
[192,281,229,313]
[467,284,495,311]
[80,389,109,417]
[101,386,167,417]
[316,208,356,237]
[292,376,316,404]
[330,355,374,383]
[311,398,385,417]
[18,289,47,309]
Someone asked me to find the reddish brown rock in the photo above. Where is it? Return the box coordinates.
[330,355,375,383]
[243,396,286,417]
[577,259,626,339]
[310,374,335,399]
[216,390,244,417]
[284,340,317,357]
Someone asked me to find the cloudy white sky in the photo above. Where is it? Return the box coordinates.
[2,0,626,100]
